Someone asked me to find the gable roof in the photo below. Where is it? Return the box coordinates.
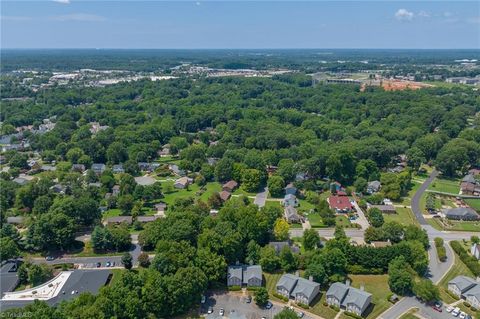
[328,195,352,210]
[444,207,479,218]
[342,286,372,309]
[291,277,320,298]
[449,276,478,292]
[222,180,238,190]
[326,282,349,300]
[276,274,298,292]
[465,285,480,300]
[227,266,243,281]
[243,265,262,284]
[462,174,477,184]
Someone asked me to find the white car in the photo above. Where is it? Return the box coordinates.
[459,312,467,319]
[452,307,461,317]
[446,306,454,313]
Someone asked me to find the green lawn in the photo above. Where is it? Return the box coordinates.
[264,200,282,209]
[348,275,393,319]
[160,181,201,205]
[465,199,480,212]
[384,207,418,226]
[102,208,122,219]
[232,187,258,197]
[297,199,315,213]
[336,215,353,228]
[307,213,325,228]
[199,182,222,202]
[428,178,460,195]
[310,293,339,319]
[428,217,480,232]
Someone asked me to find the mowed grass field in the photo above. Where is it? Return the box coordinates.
[428,178,460,195]
[383,207,418,226]
[465,199,480,212]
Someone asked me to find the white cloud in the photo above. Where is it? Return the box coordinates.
[51,13,106,22]
[195,1,201,6]
[52,0,70,3]
[395,9,414,21]
[0,15,32,21]
[418,11,430,18]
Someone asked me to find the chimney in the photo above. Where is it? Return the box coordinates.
[345,279,350,287]
[309,276,313,282]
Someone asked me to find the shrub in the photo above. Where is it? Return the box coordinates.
[247,286,260,291]
[451,241,480,276]
[297,302,309,309]
[228,285,241,291]
[344,311,363,319]
[273,292,289,302]
[464,302,471,308]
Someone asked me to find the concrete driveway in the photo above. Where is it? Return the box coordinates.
[254,187,268,208]
[351,199,370,230]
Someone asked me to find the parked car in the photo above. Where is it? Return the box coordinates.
[201,295,206,304]
[446,306,454,313]
[265,301,273,309]
[452,307,461,317]
[459,312,467,319]
[219,308,224,316]
[432,301,443,312]
[96,262,101,268]
[45,256,55,261]
[296,311,304,318]
[207,307,213,314]
[246,295,252,303]
[105,261,111,267]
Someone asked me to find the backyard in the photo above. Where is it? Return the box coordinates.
[428,178,460,195]
[383,207,418,226]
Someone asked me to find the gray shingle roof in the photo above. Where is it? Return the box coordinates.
[228,266,243,281]
[326,282,349,301]
[449,276,478,292]
[444,207,479,218]
[276,273,298,292]
[243,265,262,284]
[291,277,320,299]
[342,287,372,309]
[465,285,480,300]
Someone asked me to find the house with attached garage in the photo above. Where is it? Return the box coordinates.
[366,181,381,194]
[444,207,479,221]
[284,205,301,223]
[276,273,320,305]
[174,176,191,189]
[326,281,372,316]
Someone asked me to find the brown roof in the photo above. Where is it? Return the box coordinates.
[137,216,161,223]
[222,180,238,191]
[219,190,231,201]
[106,216,132,224]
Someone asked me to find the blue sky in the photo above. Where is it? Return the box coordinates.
[1,1,479,49]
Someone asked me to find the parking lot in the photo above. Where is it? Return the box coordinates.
[201,291,313,319]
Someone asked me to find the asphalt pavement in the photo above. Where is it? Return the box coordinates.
[411,170,439,225]
[254,187,268,208]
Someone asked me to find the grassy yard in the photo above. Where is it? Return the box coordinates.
[103,208,122,219]
[347,275,393,319]
[160,181,201,205]
[198,182,222,202]
[465,199,480,212]
[336,215,353,228]
[428,178,460,195]
[310,293,339,319]
[307,212,326,228]
[384,207,418,226]
[232,187,257,197]
[427,217,480,232]
[297,199,315,213]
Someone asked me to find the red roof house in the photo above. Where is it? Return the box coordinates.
[328,195,352,213]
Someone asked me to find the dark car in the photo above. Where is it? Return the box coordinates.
[265,301,273,309]
[432,300,443,312]
[96,262,101,268]
[246,295,252,303]
[45,256,55,261]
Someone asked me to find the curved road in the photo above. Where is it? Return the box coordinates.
[411,170,439,225]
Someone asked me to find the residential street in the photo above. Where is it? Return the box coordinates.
[411,169,439,225]
[426,240,454,284]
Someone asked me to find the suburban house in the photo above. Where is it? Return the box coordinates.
[443,207,479,221]
[72,164,85,174]
[174,177,191,189]
[460,174,480,196]
[227,265,262,287]
[154,202,167,213]
[50,184,66,194]
[219,190,231,202]
[276,274,320,305]
[283,194,298,207]
[328,194,352,213]
[448,276,478,298]
[268,241,301,255]
[465,285,480,310]
[104,216,133,226]
[158,144,170,157]
[40,165,56,172]
[326,282,372,316]
[13,177,29,186]
[6,216,24,225]
[92,163,106,175]
[471,243,480,260]
[168,164,185,177]
[366,181,381,194]
[112,164,124,174]
[242,265,263,287]
[369,204,396,214]
[285,183,297,196]
[284,206,301,223]
[222,180,238,193]
[112,185,120,196]
[136,215,161,223]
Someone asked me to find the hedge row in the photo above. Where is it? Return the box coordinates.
[451,241,480,276]
[273,292,289,302]
[297,302,309,309]
[344,311,364,319]
[228,285,242,291]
